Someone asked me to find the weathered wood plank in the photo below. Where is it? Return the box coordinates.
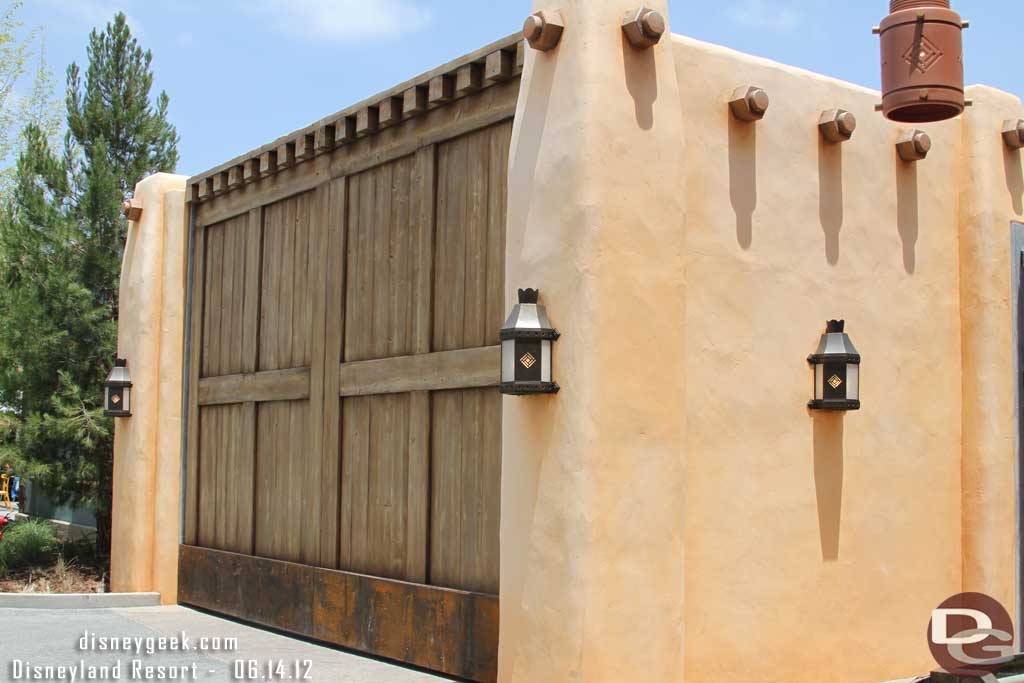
[339,396,370,570]
[364,393,411,580]
[214,402,227,550]
[406,390,430,583]
[434,133,467,353]
[404,144,436,584]
[179,545,499,683]
[430,390,461,589]
[277,197,295,368]
[236,401,256,555]
[201,224,222,378]
[337,346,500,397]
[486,123,512,342]
[254,401,307,563]
[218,216,238,376]
[242,208,263,374]
[197,406,217,547]
[319,176,347,568]
[370,161,392,359]
[343,170,370,363]
[345,156,418,362]
[302,182,330,566]
[477,390,502,588]
[198,368,311,405]
[184,221,206,545]
[260,192,314,371]
[413,145,436,354]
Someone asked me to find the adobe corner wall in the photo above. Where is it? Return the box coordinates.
[502,6,1024,683]
[110,173,187,603]
[501,0,687,680]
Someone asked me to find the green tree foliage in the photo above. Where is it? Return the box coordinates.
[0,13,178,554]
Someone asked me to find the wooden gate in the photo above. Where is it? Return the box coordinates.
[178,35,523,683]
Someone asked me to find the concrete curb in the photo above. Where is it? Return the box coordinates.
[0,592,160,609]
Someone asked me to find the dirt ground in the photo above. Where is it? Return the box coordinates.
[0,557,106,593]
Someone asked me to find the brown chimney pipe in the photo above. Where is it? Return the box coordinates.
[877,0,966,123]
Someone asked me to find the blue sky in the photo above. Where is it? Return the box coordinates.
[18,0,1023,177]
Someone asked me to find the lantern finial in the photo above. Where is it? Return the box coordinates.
[518,288,539,304]
[826,320,845,333]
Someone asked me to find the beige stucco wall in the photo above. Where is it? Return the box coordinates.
[675,35,969,682]
[501,0,688,680]
[958,85,1024,621]
[110,173,187,603]
[503,6,1023,683]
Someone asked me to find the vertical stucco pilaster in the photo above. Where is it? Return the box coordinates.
[110,173,188,601]
[500,2,687,681]
[958,85,1024,616]
[151,188,186,603]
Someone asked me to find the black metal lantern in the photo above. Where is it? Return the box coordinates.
[808,320,860,411]
[500,288,559,395]
[103,358,132,417]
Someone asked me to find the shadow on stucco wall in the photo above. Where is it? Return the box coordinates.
[1004,147,1023,216]
[896,162,919,275]
[728,114,757,250]
[507,51,555,258]
[818,139,844,266]
[622,36,656,131]
[812,412,844,562]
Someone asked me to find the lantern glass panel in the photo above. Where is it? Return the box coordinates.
[541,339,551,383]
[121,387,130,413]
[814,363,824,401]
[502,340,516,383]
[846,364,859,401]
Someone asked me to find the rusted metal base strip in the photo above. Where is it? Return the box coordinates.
[178,545,498,683]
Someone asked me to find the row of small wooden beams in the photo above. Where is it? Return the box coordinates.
[197,346,501,406]
[188,37,524,205]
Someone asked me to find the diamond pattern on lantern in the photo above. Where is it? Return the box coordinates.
[520,352,537,369]
[111,394,120,404]
[903,35,943,74]
[828,375,843,390]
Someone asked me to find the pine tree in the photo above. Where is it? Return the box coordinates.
[0,13,178,554]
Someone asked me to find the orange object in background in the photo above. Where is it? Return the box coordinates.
[0,473,12,510]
